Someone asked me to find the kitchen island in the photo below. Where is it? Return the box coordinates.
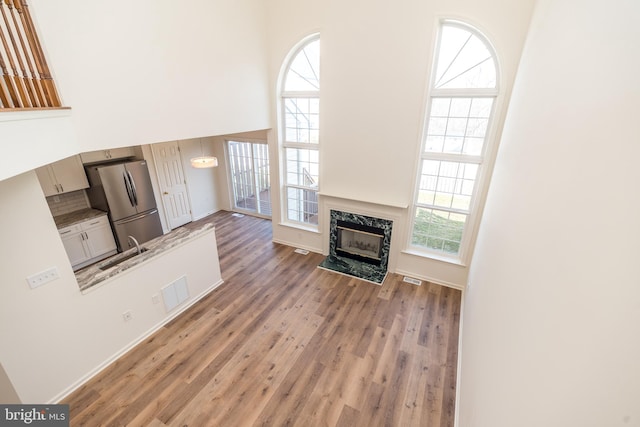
[76,222,215,292]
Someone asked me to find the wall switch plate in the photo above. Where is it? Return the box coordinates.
[26,267,60,289]
[152,294,160,304]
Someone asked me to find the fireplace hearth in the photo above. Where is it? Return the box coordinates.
[319,210,393,284]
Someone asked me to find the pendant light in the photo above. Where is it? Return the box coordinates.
[190,138,218,168]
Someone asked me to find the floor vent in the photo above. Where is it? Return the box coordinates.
[403,276,422,286]
[232,213,245,218]
[294,248,309,255]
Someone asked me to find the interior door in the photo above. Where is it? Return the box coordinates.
[152,141,192,229]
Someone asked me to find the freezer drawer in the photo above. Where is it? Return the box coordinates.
[113,209,163,251]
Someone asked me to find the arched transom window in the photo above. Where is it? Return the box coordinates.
[411,21,499,259]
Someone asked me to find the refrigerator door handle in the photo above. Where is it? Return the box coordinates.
[127,170,138,206]
[116,209,159,225]
[123,172,135,207]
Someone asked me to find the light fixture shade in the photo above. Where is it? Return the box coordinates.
[190,156,218,168]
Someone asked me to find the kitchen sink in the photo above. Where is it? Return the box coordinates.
[98,247,149,271]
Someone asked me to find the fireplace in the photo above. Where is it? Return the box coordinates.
[319,210,393,284]
[336,220,384,265]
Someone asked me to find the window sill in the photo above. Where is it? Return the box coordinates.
[0,107,71,122]
[401,247,468,267]
[277,221,321,234]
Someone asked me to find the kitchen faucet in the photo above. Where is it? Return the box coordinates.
[128,235,141,255]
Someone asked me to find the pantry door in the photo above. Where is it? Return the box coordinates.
[152,141,192,229]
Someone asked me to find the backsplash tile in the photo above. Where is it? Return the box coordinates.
[47,190,90,216]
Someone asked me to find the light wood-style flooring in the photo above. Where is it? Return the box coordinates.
[64,211,461,426]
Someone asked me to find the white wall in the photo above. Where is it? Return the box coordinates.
[0,111,78,182]
[0,0,270,181]
[459,0,640,425]
[178,137,223,220]
[0,172,222,403]
[267,0,536,286]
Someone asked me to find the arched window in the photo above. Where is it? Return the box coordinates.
[280,34,320,226]
[410,21,498,259]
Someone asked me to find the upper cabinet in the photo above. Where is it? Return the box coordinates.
[80,147,136,164]
[36,155,89,196]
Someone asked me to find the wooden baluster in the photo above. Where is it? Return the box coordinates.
[0,0,30,107]
[14,0,59,107]
[7,0,42,107]
[0,61,14,107]
[0,0,25,107]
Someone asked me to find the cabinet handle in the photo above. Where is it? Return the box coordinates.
[84,232,88,240]
[60,230,71,235]
[88,221,99,226]
[60,184,64,192]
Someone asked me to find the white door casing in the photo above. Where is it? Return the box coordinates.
[152,141,192,229]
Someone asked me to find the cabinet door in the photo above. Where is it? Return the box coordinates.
[35,165,58,196]
[80,147,136,164]
[84,223,117,257]
[60,231,91,267]
[50,156,89,194]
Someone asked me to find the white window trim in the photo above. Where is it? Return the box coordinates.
[278,33,321,229]
[408,19,501,265]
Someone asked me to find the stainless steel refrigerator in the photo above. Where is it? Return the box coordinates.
[85,160,163,252]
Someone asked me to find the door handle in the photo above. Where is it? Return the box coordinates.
[163,191,168,195]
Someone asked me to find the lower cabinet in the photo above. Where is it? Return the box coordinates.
[59,215,117,271]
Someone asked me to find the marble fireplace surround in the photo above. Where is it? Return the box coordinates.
[319,209,393,284]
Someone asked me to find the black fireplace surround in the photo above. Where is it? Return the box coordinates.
[319,210,393,284]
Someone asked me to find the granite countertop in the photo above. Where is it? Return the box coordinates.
[76,222,215,292]
[54,208,108,229]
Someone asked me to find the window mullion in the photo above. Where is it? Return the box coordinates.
[281,91,320,98]
[422,152,483,164]
[415,203,470,216]
[284,142,320,150]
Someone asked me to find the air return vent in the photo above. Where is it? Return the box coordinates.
[162,276,189,312]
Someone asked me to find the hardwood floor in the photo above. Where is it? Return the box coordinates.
[64,211,462,426]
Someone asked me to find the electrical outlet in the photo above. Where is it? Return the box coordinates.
[122,311,133,322]
[26,267,60,289]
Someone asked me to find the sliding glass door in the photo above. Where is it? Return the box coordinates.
[227,141,272,217]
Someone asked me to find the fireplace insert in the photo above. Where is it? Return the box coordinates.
[336,219,385,265]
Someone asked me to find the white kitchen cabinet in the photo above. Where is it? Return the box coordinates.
[36,155,89,196]
[59,224,89,267]
[80,147,136,164]
[59,215,117,271]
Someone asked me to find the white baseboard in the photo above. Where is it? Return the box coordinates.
[271,238,322,255]
[393,268,464,291]
[50,278,225,404]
